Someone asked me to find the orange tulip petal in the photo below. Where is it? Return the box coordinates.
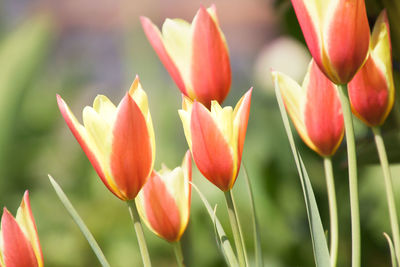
[190,6,231,107]
[143,171,181,242]
[235,88,252,165]
[110,93,153,200]
[348,56,389,126]
[140,17,188,96]
[304,62,344,156]
[326,0,370,83]
[191,102,234,191]
[56,95,118,198]
[2,209,38,267]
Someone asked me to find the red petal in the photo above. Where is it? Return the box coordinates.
[143,171,181,242]
[57,95,121,199]
[236,88,252,167]
[190,102,234,191]
[326,0,370,83]
[304,61,344,156]
[290,0,322,70]
[110,93,153,200]
[2,209,38,267]
[140,17,188,96]
[190,7,231,107]
[348,56,389,126]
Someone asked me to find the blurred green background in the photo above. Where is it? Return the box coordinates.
[1,0,400,266]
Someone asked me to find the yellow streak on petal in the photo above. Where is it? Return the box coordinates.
[178,96,194,150]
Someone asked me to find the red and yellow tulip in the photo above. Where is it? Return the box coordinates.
[136,151,192,242]
[273,60,344,156]
[348,10,395,127]
[141,5,231,108]
[291,0,370,84]
[57,76,155,201]
[179,89,252,191]
[0,191,43,267]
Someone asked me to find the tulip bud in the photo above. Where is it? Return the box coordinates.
[179,89,252,191]
[136,151,192,242]
[141,4,231,108]
[57,76,156,201]
[348,10,395,127]
[0,191,43,267]
[273,60,344,156]
[291,0,370,84]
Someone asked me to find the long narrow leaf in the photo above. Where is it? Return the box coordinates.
[191,182,239,267]
[48,175,111,267]
[384,233,399,267]
[274,79,331,267]
[242,163,263,267]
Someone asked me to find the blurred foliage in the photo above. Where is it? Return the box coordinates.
[1,1,400,267]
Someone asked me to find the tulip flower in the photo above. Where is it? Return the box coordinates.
[272,60,344,156]
[57,76,156,201]
[0,191,43,267]
[141,4,231,108]
[291,0,370,84]
[136,151,192,242]
[179,89,252,191]
[348,10,395,127]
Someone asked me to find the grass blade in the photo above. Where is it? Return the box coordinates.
[48,175,111,267]
[384,233,399,267]
[274,78,331,267]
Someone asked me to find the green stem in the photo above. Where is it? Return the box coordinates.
[372,126,400,261]
[323,157,339,267]
[230,190,249,266]
[172,241,185,267]
[127,200,152,267]
[224,190,246,267]
[337,84,360,267]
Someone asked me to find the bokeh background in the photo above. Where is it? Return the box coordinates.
[1,0,400,266]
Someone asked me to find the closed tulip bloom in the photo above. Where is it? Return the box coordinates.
[291,0,370,84]
[179,89,252,191]
[0,191,43,267]
[273,60,344,156]
[141,5,231,108]
[136,151,192,242]
[57,76,155,201]
[348,10,394,127]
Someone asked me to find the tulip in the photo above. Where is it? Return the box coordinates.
[272,60,344,156]
[291,0,370,84]
[57,76,155,201]
[0,191,43,267]
[179,89,252,191]
[141,5,231,108]
[348,10,395,127]
[136,151,192,242]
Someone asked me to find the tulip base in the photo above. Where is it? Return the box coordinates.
[127,200,152,267]
[337,84,360,267]
[372,126,400,261]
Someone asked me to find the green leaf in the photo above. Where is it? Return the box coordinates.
[48,175,111,267]
[384,233,399,267]
[191,182,239,267]
[274,78,331,267]
[242,163,263,267]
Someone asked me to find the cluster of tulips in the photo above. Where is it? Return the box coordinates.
[0,0,398,266]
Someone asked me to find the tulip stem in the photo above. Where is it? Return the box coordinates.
[224,190,246,267]
[372,126,400,262]
[323,157,339,267]
[173,241,185,267]
[337,84,360,267]
[127,200,152,267]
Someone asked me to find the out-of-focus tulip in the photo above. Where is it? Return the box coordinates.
[273,60,344,156]
[136,151,192,242]
[291,0,370,84]
[179,89,252,191]
[0,191,43,267]
[348,10,395,127]
[57,76,155,201]
[141,4,231,108]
